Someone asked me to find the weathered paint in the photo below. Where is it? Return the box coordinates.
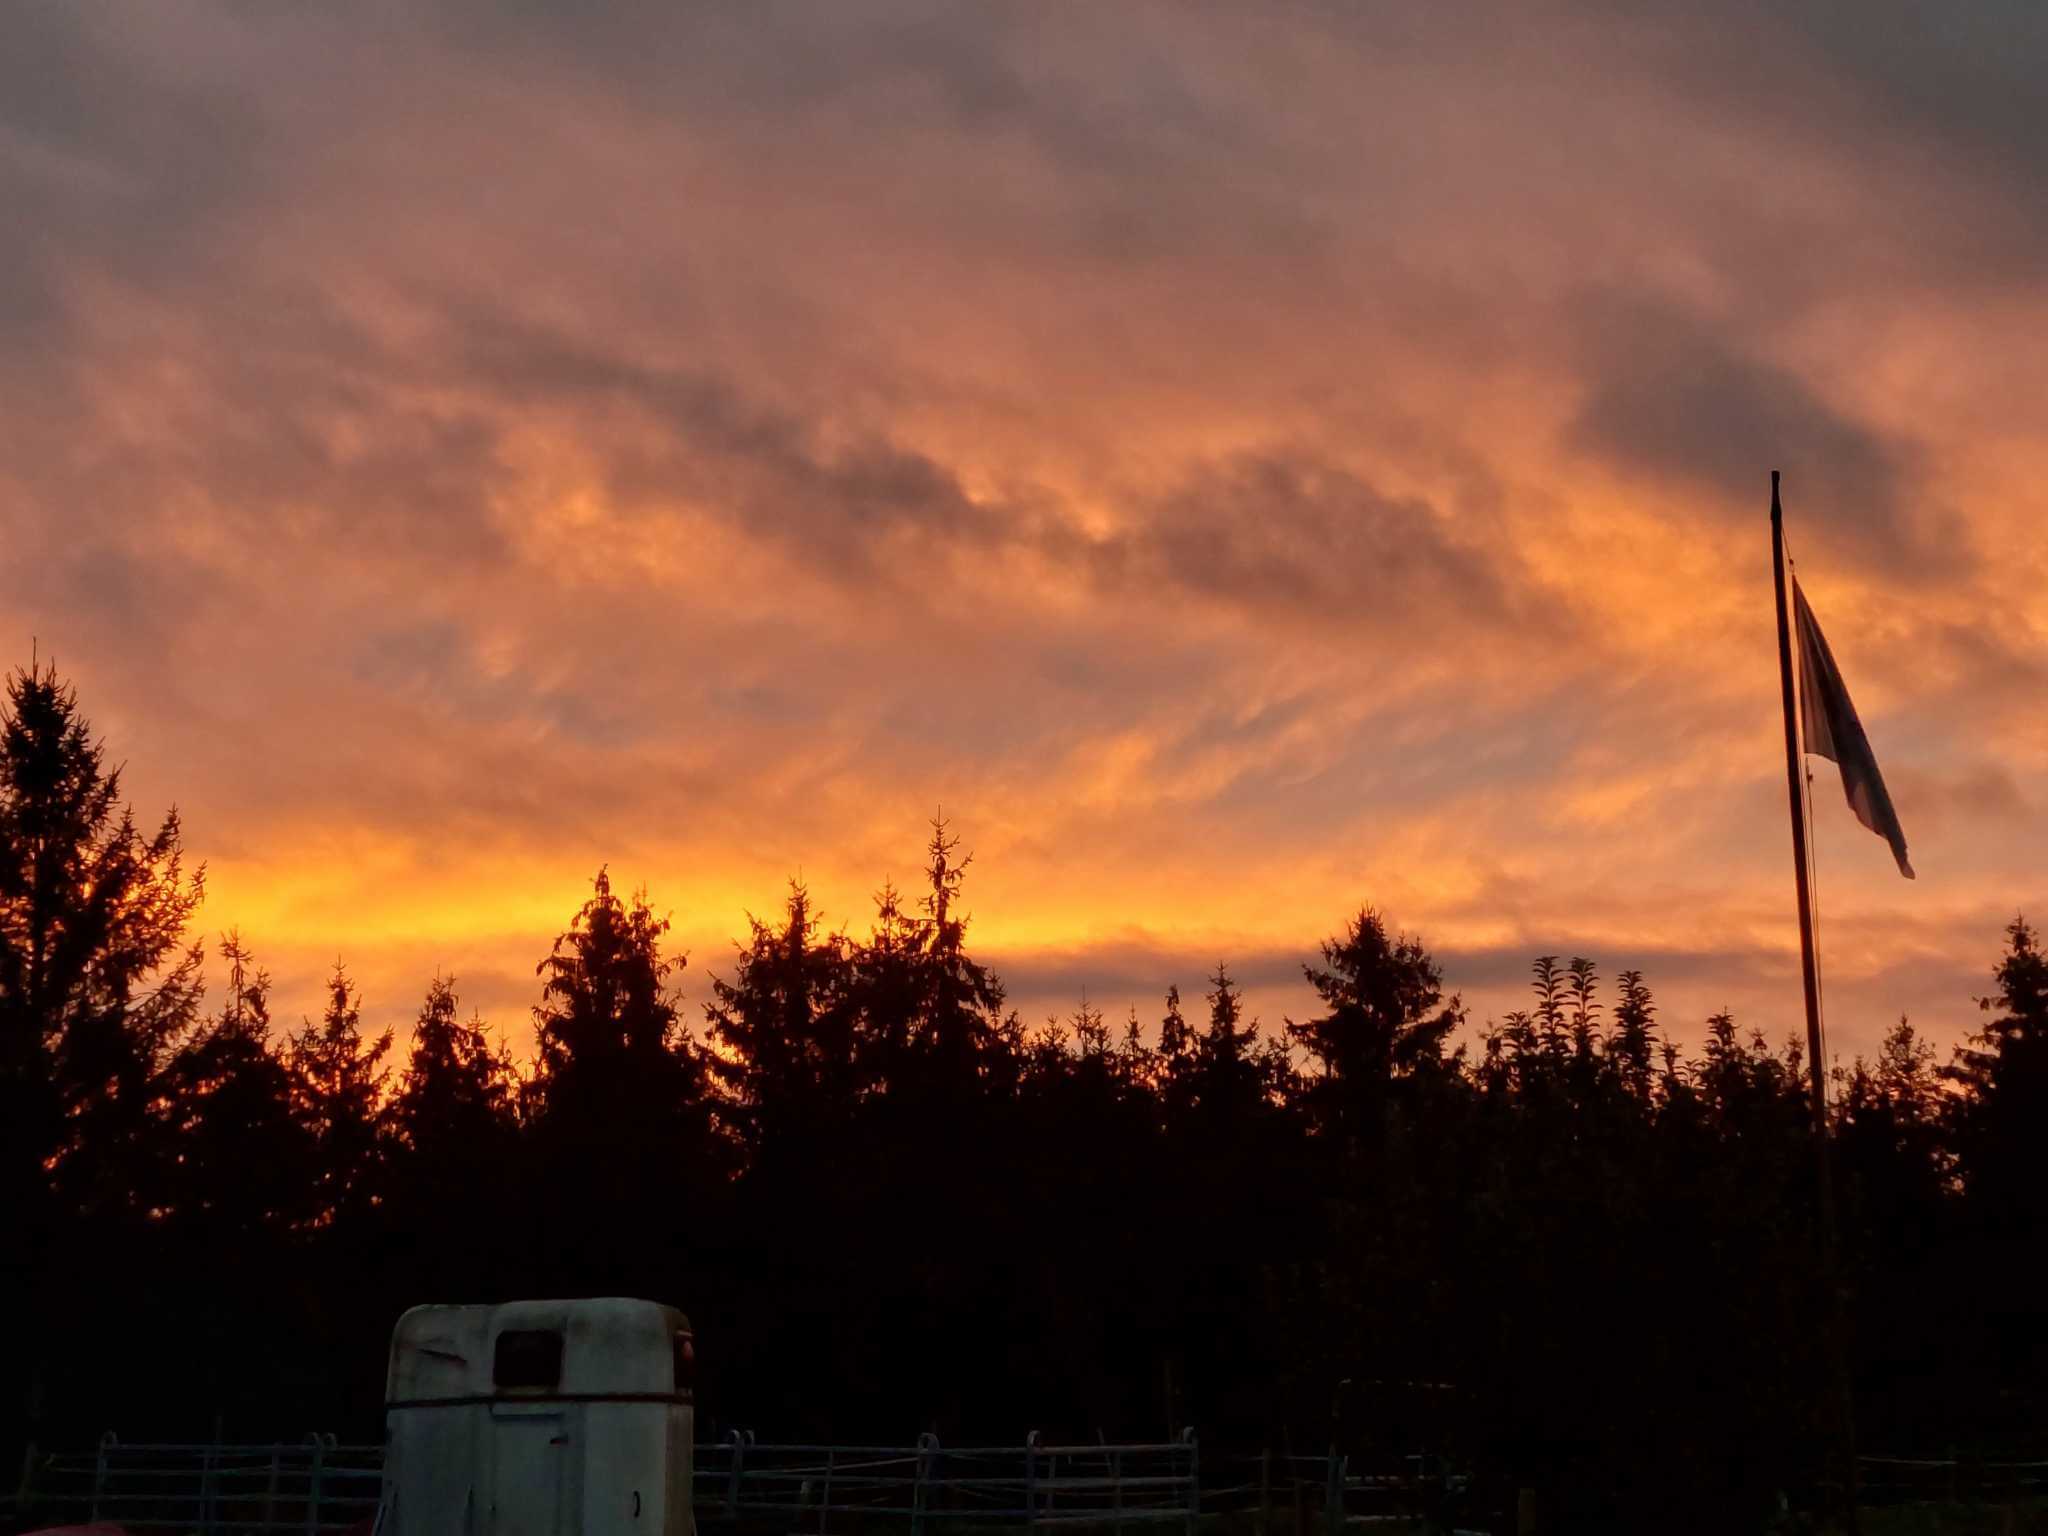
[381,1298,695,1536]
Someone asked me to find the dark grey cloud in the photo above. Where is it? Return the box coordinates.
[1399,936,1987,1063]
[1911,622,2048,713]
[1654,0,2048,254]
[425,0,1248,183]
[0,5,275,289]
[985,936,1311,1032]
[1895,763,2029,835]
[1565,289,1945,572]
[329,306,1532,645]
[396,311,1005,567]
[1791,4,2045,213]
[984,925,1989,1064]
[350,622,637,746]
[1122,454,1516,619]
[1441,940,1791,1002]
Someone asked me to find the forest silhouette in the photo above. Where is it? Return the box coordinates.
[4,659,2045,1531]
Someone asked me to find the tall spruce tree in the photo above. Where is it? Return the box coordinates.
[524,869,720,1287]
[849,879,920,1086]
[1945,916,2048,1229]
[1286,909,1461,1152]
[0,660,206,1227]
[1288,909,1461,1089]
[1154,984,1195,1116]
[1194,964,1264,1114]
[0,660,206,1448]
[528,869,706,1125]
[911,816,1010,1092]
[163,931,312,1236]
[287,962,393,1230]
[390,975,517,1168]
[705,882,859,1159]
[383,976,520,1302]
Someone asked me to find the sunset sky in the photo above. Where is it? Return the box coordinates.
[4,2,2043,1066]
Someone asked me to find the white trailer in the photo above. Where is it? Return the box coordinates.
[380,1298,695,1536]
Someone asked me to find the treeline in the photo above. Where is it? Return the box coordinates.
[5,661,2046,1532]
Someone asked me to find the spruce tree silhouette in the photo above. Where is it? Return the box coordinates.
[163,933,314,1233]
[524,868,719,1293]
[1835,1018,1950,1452]
[705,881,860,1164]
[1945,917,2048,1231]
[157,932,321,1431]
[383,975,523,1306]
[0,660,206,1242]
[391,975,518,1169]
[287,962,393,1231]
[1937,918,2048,1443]
[0,660,209,1446]
[1154,982,1195,1115]
[1286,908,1463,1162]
[909,815,1011,1094]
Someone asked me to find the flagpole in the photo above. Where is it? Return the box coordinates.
[1771,468,1857,1531]
[1771,473,1829,1149]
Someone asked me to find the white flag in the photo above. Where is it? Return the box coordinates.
[1793,580,1914,878]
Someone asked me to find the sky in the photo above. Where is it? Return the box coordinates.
[3,1,2043,1068]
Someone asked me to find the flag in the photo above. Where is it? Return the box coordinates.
[1793,579,1914,878]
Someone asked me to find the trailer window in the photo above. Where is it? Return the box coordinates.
[494,1330,563,1391]
[673,1331,695,1392]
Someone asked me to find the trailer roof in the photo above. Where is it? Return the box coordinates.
[386,1297,690,1405]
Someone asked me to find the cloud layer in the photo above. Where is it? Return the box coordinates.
[3,0,2042,1061]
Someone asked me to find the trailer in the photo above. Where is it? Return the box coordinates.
[381,1297,695,1536]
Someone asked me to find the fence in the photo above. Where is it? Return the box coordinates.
[1855,1453,2048,1507]
[13,1432,1203,1536]
[15,1433,382,1532]
[9,1432,1508,1535]
[697,1431,1200,1533]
